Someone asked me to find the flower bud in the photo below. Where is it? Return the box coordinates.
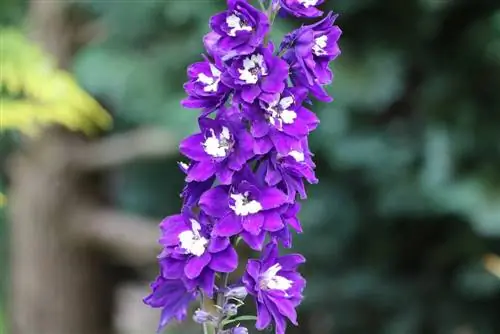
[232,327,249,334]
[192,309,217,325]
[223,303,238,317]
[224,286,248,299]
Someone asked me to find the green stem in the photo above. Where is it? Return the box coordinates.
[257,0,267,11]
[215,272,230,333]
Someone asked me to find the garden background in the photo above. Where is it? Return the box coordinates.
[2,0,500,333]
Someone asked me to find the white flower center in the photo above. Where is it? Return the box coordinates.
[312,35,328,56]
[226,13,253,37]
[203,127,232,158]
[230,192,262,216]
[288,150,305,162]
[266,96,297,130]
[238,54,268,84]
[259,264,293,291]
[197,64,222,93]
[178,219,208,257]
[298,0,319,8]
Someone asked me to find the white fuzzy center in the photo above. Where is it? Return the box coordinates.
[266,95,297,130]
[288,150,305,162]
[226,13,253,37]
[203,127,232,158]
[312,35,328,56]
[238,54,267,84]
[260,264,293,291]
[178,219,208,257]
[197,64,222,93]
[230,192,262,216]
[298,0,319,8]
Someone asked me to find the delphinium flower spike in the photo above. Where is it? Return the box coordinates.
[144,1,342,333]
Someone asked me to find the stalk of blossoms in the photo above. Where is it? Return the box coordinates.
[144,1,341,334]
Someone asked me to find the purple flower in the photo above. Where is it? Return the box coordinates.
[222,44,289,104]
[199,169,288,250]
[209,0,269,60]
[158,212,238,296]
[258,139,317,202]
[245,87,319,155]
[281,12,342,101]
[143,276,197,333]
[242,242,306,334]
[182,55,230,114]
[279,0,325,18]
[179,111,254,184]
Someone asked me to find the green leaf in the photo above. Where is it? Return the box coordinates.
[221,315,258,326]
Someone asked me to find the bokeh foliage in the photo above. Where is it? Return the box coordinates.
[2,0,500,333]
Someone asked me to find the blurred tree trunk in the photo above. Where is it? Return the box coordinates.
[8,131,116,334]
[7,0,114,332]
[7,1,171,333]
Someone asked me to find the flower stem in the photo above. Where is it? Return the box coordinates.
[214,273,230,333]
[257,0,267,12]
[200,291,213,334]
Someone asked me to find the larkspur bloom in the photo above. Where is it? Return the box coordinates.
[243,242,306,334]
[222,44,289,104]
[158,212,238,296]
[279,0,325,18]
[179,110,254,184]
[245,87,319,155]
[182,55,230,114]
[209,0,270,60]
[143,276,197,332]
[281,12,342,101]
[145,1,341,333]
[199,168,289,250]
[257,139,318,202]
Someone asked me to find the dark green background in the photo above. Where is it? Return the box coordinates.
[2,0,500,333]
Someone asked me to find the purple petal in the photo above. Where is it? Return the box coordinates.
[241,231,266,251]
[179,134,207,161]
[241,212,264,235]
[184,252,212,279]
[264,298,288,334]
[268,295,298,325]
[200,186,230,218]
[208,237,230,253]
[263,211,284,232]
[213,213,243,237]
[186,161,216,182]
[198,269,216,297]
[256,301,272,330]
[209,246,238,272]
[160,258,185,279]
[277,254,306,271]
[246,259,261,281]
[259,187,287,210]
[241,85,262,103]
[159,214,187,246]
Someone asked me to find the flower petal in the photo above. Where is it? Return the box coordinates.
[256,301,272,330]
[184,252,212,279]
[200,186,230,218]
[241,212,264,235]
[179,133,207,161]
[186,161,216,182]
[259,187,287,210]
[263,211,284,232]
[209,246,238,272]
[241,230,266,251]
[213,213,243,237]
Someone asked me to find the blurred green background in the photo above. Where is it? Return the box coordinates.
[2,0,500,333]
